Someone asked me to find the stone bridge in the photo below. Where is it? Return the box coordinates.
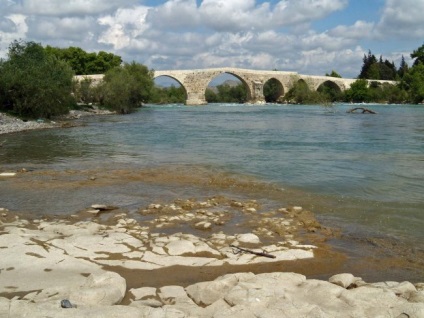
[76,68,395,105]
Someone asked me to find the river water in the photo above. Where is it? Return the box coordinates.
[1,103,423,281]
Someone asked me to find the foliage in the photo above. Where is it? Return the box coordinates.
[263,78,283,102]
[411,43,424,66]
[398,55,409,79]
[317,82,344,102]
[0,40,75,119]
[150,85,186,104]
[325,70,342,78]
[401,62,424,103]
[71,77,106,106]
[358,50,397,80]
[283,79,329,104]
[45,46,122,75]
[344,79,370,103]
[100,62,154,114]
[205,83,248,103]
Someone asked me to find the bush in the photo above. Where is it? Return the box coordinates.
[283,80,329,104]
[0,40,75,119]
[100,62,154,114]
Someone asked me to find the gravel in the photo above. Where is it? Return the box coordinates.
[0,108,114,135]
[0,113,58,135]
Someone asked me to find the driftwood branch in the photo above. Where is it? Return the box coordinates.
[347,107,377,114]
[230,244,276,259]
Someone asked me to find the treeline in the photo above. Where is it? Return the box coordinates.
[45,46,122,75]
[283,44,424,104]
[207,45,424,105]
[0,40,155,118]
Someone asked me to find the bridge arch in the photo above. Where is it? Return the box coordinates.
[153,75,188,100]
[317,80,343,101]
[316,79,343,92]
[205,71,252,103]
[263,77,284,102]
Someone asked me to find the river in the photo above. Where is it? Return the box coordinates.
[1,103,423,281]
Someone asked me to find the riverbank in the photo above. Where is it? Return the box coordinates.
[0,108,114,135]
[0,202,422,317]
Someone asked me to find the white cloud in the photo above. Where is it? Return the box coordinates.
[0,14,27,57]
[1,0,421,78]
[146,0,199,29]
[377,0,424,38]
[98,6,149,50]
[26,16,96,41]
[330,20,374,39]
[271,0,348,26]
[199,0,270,31]
[20,0,138,16]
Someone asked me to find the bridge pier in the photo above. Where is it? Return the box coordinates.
[185,92,208,106]
[248,81,266,104]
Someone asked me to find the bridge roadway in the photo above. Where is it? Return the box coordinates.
[75,67,395,105]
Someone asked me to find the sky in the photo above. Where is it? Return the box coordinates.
[0,0,424,78]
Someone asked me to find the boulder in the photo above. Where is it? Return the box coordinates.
[69,272,126,306]
[186,273,255,306]
[329,273,358,288]
[165,240,196,256]
[236,233,260,245]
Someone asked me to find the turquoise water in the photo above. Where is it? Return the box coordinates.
[1,103,423,247]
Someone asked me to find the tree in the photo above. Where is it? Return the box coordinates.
[0,40,75,118]
[325,70,342,78]
[263,78,283,102]
[283,79,329,104]
[398,55,409,79]
[150,85,186,104]
[205,83,248,103]
[205,88,219,103]
[344,79,369,103]
[402,62,424,103]
[100,62,154,114]
[359,50,378,79]
[317,82,343,102]
[411,43,424,66]
[45,46,122,75]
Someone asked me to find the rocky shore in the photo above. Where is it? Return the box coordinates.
[0,112,58,135]
[0,198,423,318]
[0,108,114,135]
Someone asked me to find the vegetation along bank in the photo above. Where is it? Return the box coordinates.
[0,39,424,122]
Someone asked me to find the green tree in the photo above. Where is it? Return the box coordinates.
[325,70,342,78]
[344,79,369,103]
[0,40,75,118]
[411,43,424,66]
[263,78,283,102]
[317,82,343,102]
[397,55,409,79]
[100,62,154,114]
[359,50,378,79]
[206,83,248,103]
[45,46,122,75]
[150,85,186,104]
[205,88,219,103]
[402,62,424,103]
[283,80,329,104]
